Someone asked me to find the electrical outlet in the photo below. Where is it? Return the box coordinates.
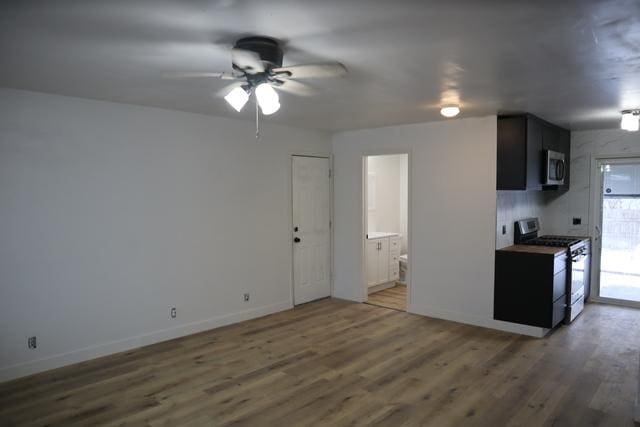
[502,225,507,235]
[28,336,37,349]
[243,293,250,302]
[170,307,177,319]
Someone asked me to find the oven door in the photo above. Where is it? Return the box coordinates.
[566,250,587,323]
[570,251,587,299]
[544,150,566,185]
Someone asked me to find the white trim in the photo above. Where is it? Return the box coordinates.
[408,302,548,338]
[289,153,334,306]
[361,150,412,308]
[0,300,292,383]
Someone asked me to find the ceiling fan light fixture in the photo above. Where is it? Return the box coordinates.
[224,86,250,112]
[440,105,460,118]
[255,83,280,115]
[621,110,639,131]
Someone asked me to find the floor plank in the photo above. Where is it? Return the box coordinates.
[367,284,407,311]
[1,299,639,426]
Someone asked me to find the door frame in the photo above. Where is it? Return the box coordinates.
[361,149,412,309]
[589,154,640,308]
[289,152,334,306]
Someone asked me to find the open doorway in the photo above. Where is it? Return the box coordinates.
[593,157,640,307]
[363,153,409,311]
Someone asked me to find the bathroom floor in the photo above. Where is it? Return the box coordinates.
[366,284,406,311]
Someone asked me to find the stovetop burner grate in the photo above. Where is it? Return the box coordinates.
[524,235,582,247]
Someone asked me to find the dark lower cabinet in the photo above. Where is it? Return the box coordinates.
[494,249,567,328]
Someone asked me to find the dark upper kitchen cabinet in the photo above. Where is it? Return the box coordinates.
[497,114,570,191]
[497,115,542,190]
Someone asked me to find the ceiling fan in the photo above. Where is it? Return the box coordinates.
[165,36,347,117]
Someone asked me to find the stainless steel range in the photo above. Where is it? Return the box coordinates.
[514,218,591,323]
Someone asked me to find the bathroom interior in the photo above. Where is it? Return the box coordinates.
[365,153,409,311]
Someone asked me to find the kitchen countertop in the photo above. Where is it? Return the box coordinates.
[367,231,400,239]
[498,244,567,256]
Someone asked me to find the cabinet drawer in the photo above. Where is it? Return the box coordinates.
[552,296,566,328]
[390,238,400,252]
[390,253,399,264]
[552,269,567,302]
[554,253,568,273]
[390,268,399,280]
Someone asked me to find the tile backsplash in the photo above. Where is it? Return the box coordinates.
[496,190,547,249]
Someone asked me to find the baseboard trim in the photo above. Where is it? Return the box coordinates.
[0,300,292,383]
[408,302,547,338]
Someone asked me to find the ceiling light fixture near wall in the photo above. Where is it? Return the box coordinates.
[440,105,460,118]
[621,110,639,132]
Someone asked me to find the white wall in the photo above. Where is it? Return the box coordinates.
[332,116,545,337]
[496,191,547,249]
[545,129,640,236]
[0,89,331,381]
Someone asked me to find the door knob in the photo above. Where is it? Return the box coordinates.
[294,237,301,243]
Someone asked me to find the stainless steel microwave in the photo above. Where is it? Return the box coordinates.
[543,149,565,185]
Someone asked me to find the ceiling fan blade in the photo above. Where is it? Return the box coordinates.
[163,71,238,80]
[272,63,347,79]
[273,79,316,96]
[231,48,265,74]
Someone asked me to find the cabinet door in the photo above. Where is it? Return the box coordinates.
[542,124,561,152]
[378,238,390,283]
[366,240,380,287]
[497,116,527,190]
[526,117,543,190]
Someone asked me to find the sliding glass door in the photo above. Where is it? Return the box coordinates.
[593,158,640,307]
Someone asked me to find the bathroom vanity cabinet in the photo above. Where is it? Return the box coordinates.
[366,232,401,291]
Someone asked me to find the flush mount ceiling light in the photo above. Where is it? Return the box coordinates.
[440,105,460,118]
[164,36,347,138]
[621,110,639,132]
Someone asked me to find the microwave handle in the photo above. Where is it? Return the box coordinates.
[556,160,565,181]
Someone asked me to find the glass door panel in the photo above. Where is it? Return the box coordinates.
[598,162,640,303]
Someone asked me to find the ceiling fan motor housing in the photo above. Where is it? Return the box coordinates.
[234,36,283,69]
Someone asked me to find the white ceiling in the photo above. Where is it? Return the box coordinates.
[1,0,639,131]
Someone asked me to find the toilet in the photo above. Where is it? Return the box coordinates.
[399,253,408,283]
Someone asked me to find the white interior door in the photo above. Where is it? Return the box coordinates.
[292,156,331,305]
